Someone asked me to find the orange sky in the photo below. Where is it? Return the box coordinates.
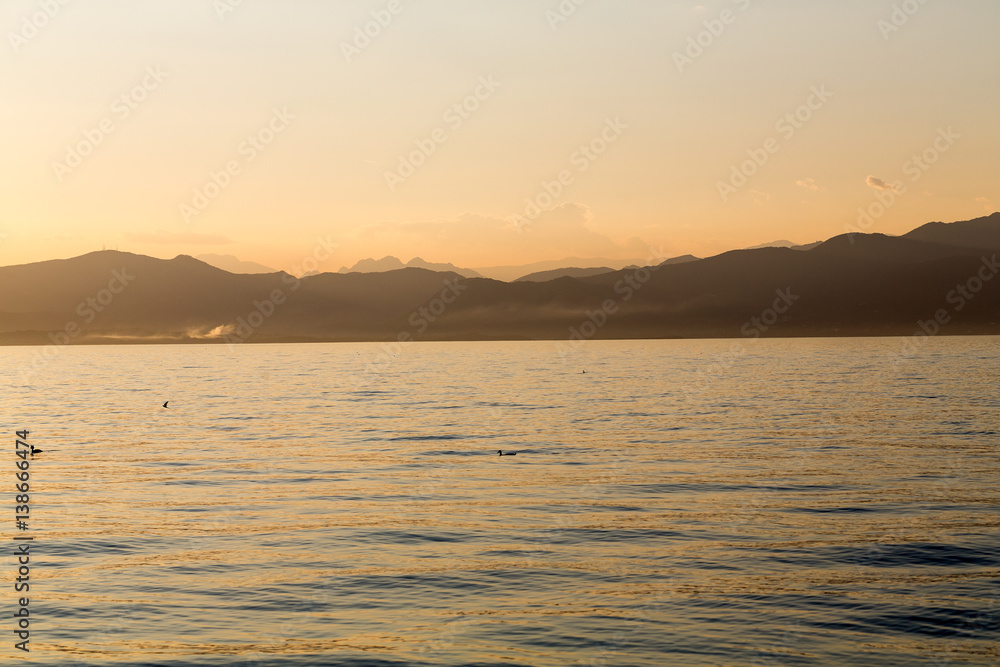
[1,0,997,272]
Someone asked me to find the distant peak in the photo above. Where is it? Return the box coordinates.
[196,254,278,275]
[172,254,215,265]
[745,240,799,250]
[339,256,408,274]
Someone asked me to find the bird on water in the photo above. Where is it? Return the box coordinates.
[497,450,516,456]
[30,446,42,455]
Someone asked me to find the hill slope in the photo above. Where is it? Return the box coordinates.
[903,212,1000,250]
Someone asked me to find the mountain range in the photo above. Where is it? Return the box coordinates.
[1,213,997,346]
[334,255,658,282]
[337,256,484,279]
[200,249,794,282]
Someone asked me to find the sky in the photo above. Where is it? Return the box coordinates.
[1,0,998,273]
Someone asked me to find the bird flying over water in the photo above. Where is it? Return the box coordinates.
[163,401,169,408]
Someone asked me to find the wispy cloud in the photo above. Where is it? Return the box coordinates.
[795,178,819,191]
[348,204,648,266]
[866,176,900,193]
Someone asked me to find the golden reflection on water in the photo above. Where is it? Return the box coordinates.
[1,338,998,665]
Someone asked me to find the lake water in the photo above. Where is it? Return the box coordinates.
[1,338,998,666]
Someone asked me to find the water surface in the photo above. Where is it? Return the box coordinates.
[1,338,998,665]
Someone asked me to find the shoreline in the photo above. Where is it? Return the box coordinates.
[2,329,998,347]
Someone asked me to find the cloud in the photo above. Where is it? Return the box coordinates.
[975,196,994,212]
[795,178,819,191]
[348,203,647,266]
[124,230,233,245]
[866,176,900,193]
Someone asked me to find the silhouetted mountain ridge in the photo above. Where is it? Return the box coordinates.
[903,212,1000,250]
[339,256,482,278]
[515,267,616,282]
[1,214,997,344]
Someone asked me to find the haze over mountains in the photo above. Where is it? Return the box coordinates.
[2,214,998,346]
[201,247,813,282]
[202,253,658,282]
[195,254,277,275]
[190,252,662,282]
[514,255,702,283]
[334,256,656,282]
[338,257,484,279]
[515,267,619,283]
[746,240,824,251]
